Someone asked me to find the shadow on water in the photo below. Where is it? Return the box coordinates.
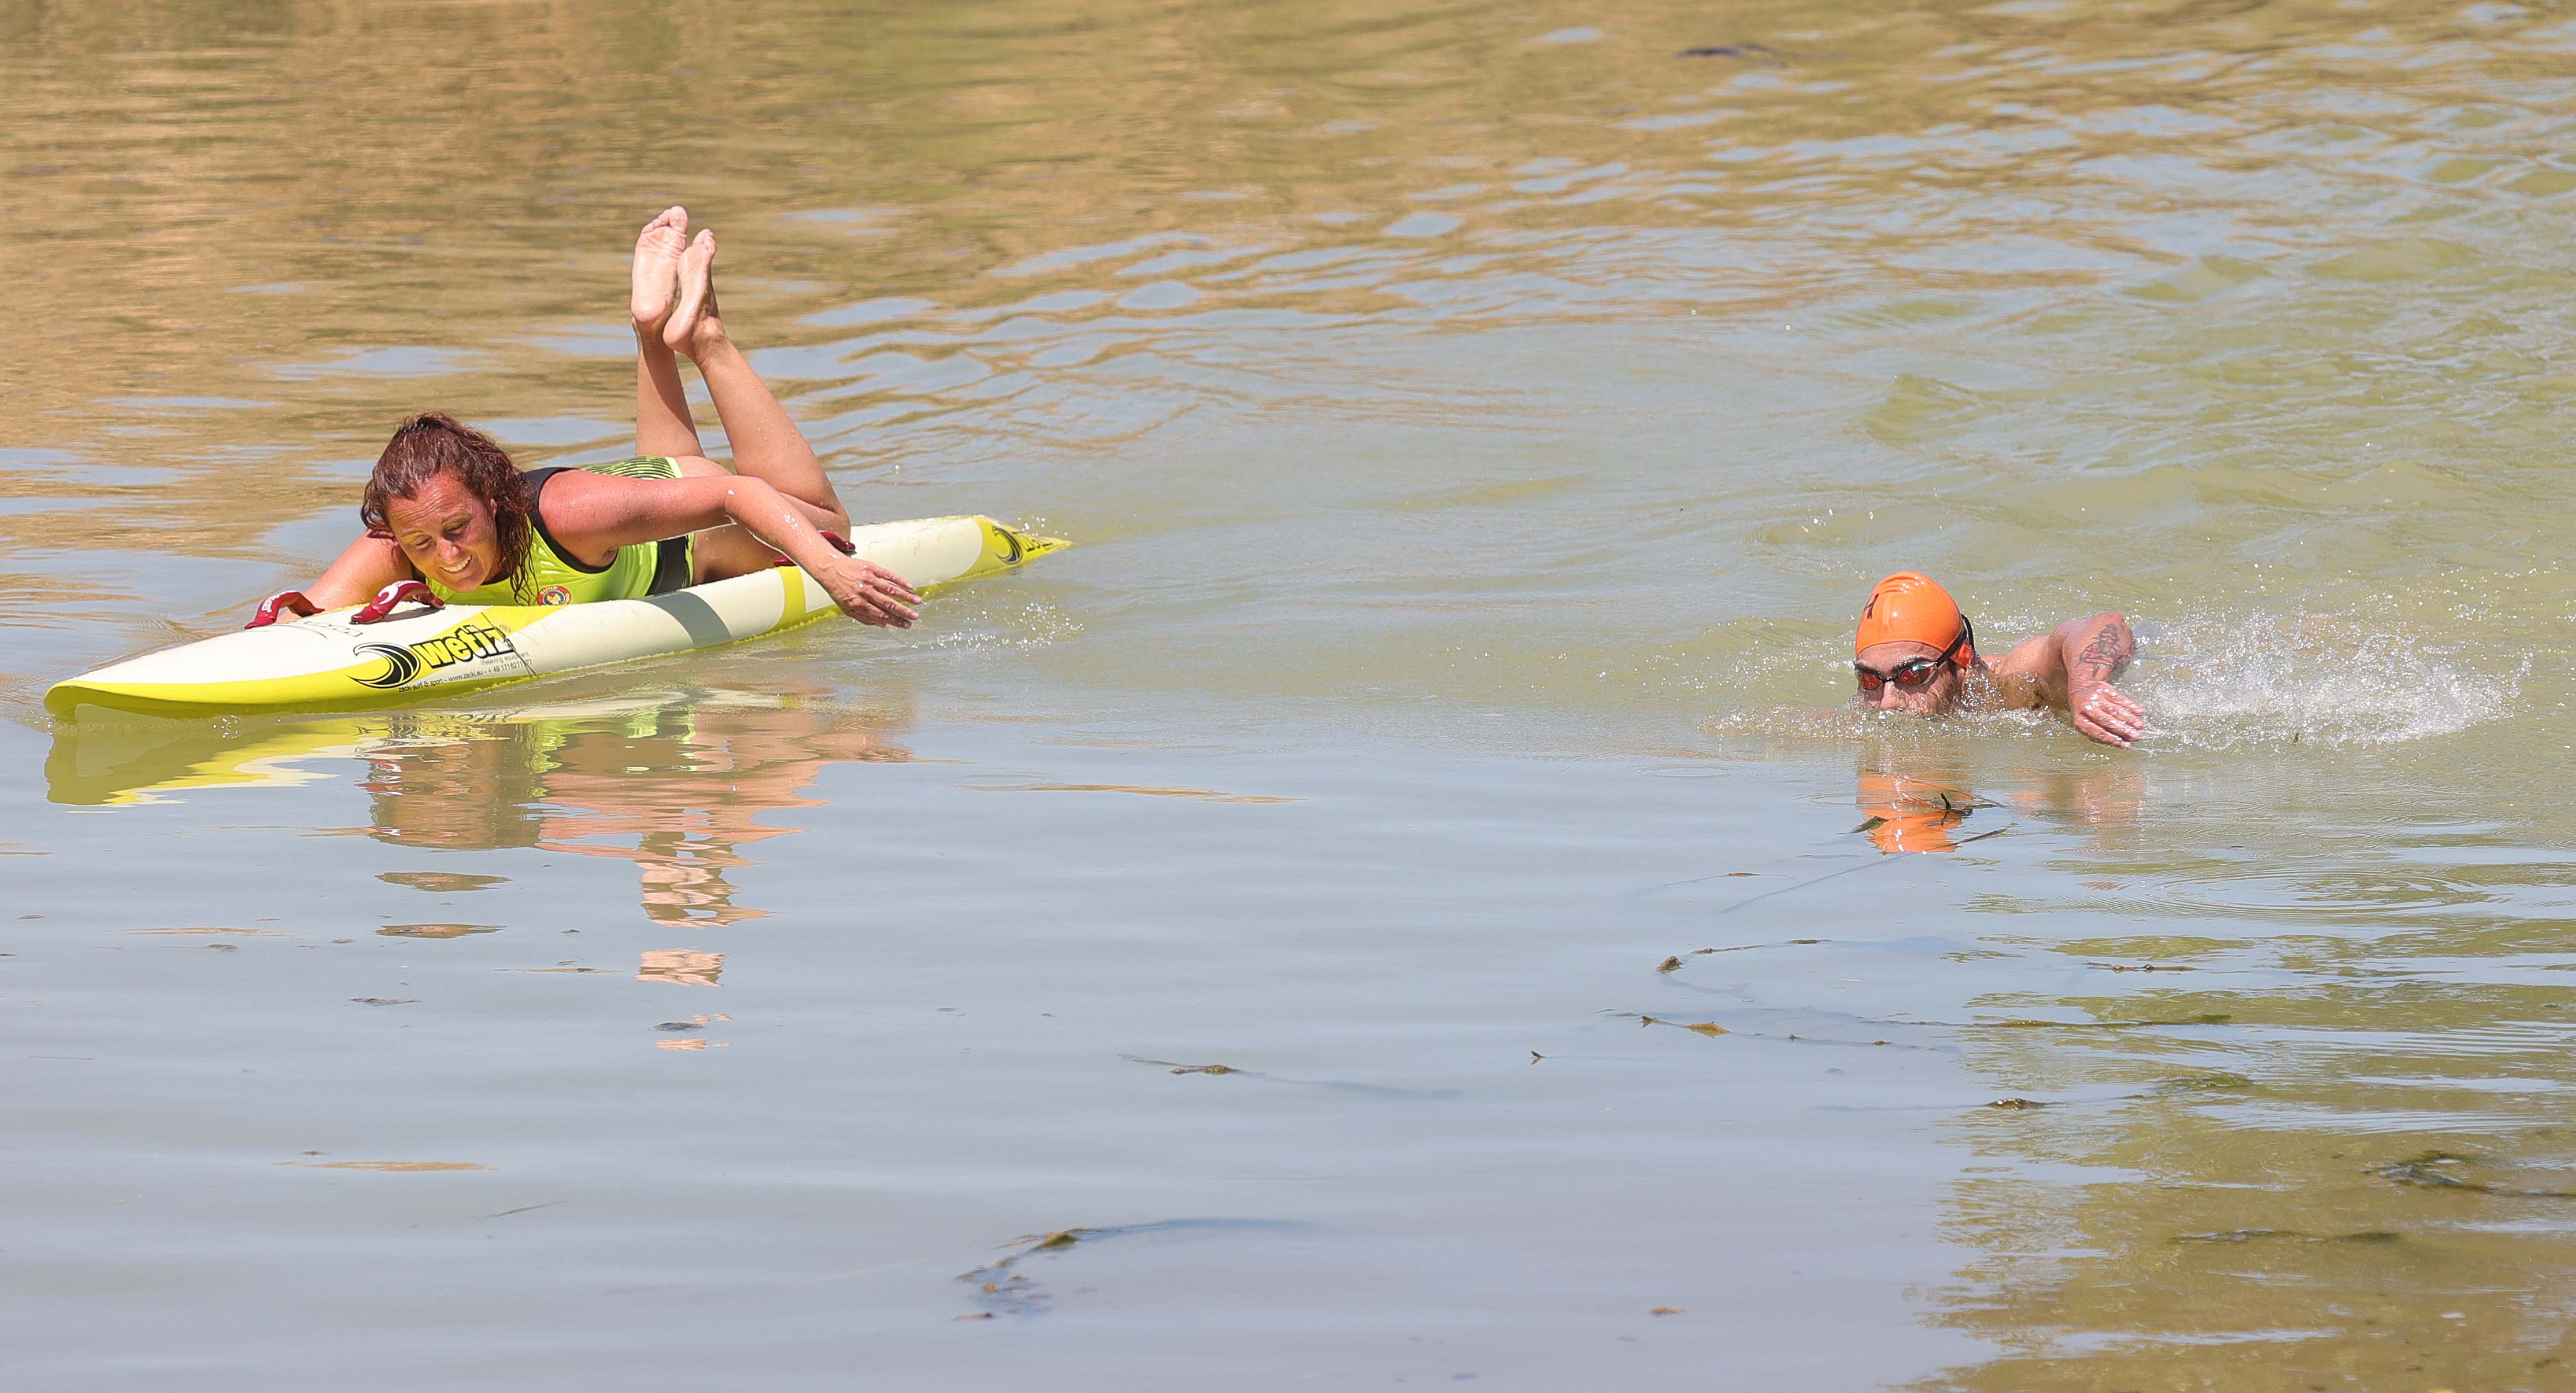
[45,683,911,927]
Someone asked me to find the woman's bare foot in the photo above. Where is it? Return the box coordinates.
[631,206,690,331]
[662,228,726,358]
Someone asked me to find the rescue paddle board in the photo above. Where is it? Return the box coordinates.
[46,514,1061,721]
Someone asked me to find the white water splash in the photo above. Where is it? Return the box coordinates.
[928,601,1084,651]
[2129,613,2518,750]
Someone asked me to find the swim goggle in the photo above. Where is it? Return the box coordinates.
[1854,619,1973,693]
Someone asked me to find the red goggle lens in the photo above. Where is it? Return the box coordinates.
[1855,660,1942,692]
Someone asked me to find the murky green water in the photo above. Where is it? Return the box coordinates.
[7,0,2575,1386]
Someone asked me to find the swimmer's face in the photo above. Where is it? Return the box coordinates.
[381,470,501,592]
[1855,639,1966,716]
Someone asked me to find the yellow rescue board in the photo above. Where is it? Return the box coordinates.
[47,515,1061,721]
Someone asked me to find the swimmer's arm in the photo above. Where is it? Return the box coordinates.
[301,535,418,609]
[541,469,919,627]
[1992,611,2142,748]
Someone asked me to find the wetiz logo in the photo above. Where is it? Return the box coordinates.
[354,620,518,690]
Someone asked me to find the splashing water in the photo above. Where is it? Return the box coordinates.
[2130,614,2518,751]
[928,601,1085,652]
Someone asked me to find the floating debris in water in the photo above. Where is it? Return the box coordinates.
[2376,1150,2576,1198]
[279,1159,491,1172]
[1692,938,1826,956]
[1654,938,1830,973]
[1675,42,1781,63]
[954,1218,1314,1318]
[349,997,415,1006]
[1613,1013,1728,1038]
[1650,1306,1686,1316]
[1118,1056,1449,1099]
[1126,1056,1239,1075]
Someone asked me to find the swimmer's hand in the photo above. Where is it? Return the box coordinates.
[816,556,920,628]
[2070,679,2145,749]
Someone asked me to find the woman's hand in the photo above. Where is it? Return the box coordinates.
[2069,679,2145,748]
[814,556,921,627]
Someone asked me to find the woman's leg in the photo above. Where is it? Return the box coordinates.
[631,206,705,459]
[663,228,851,532]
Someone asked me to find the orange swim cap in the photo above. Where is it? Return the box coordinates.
[1856,572,1976,665]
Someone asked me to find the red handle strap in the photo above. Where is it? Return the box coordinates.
[351,579,446,625]
[245,591,322,629]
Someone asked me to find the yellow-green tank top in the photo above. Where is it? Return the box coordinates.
[425,457,695,607]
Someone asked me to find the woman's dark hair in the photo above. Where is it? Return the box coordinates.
[360,412,535,601]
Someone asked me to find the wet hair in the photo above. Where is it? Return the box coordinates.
[360,411,535,601]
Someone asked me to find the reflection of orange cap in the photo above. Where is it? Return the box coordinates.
[1855,771,1966,853]
[1856,572,1975,665]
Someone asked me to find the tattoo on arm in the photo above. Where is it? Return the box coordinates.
[2069,625,2128,682]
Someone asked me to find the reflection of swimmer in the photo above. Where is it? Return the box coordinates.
[2018,757,2144,851]
[1853,573,2145,748]
[1853,770,1983,853]
[639,949,724,986]
[272,207,917,629]
[1852,754,2142,858]
[362,696,910,925]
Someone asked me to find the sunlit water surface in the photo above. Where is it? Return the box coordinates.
[6,1,2575,1388]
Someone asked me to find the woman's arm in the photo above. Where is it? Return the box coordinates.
[303,535,418,609]
[1990,611,2144,748]
[540,468,919,627]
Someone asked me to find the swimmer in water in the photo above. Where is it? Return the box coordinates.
[1853,572,2144,749]
[270,207,919,629]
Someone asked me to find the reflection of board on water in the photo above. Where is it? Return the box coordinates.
[47,687,912,928]
[45,515,1061,720]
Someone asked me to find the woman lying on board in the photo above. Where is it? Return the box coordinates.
[258,207,918,629]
